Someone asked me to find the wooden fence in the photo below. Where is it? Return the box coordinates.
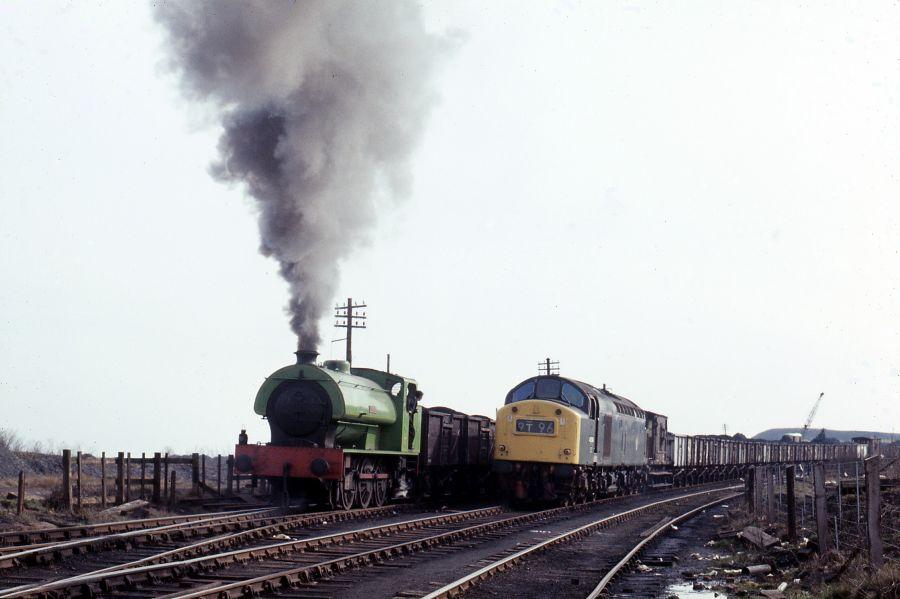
[745,456,887,569]
[13,450,260,513]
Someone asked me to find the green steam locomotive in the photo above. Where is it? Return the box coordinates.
[234,349,493,509]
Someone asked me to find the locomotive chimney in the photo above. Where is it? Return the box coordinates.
[295,339,319,365]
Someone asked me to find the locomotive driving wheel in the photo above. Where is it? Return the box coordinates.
[373,461,388,507]
[332,473,357,511]
[357,458,376,509]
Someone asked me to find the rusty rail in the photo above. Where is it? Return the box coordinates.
[148,485,740,599]
[585,492,742,598]
[420,486,742,599]
[0,501,420,574]
[1,481,740,599]
[0,508,283,570]
[0,507,269,548]
[0,505,506,599]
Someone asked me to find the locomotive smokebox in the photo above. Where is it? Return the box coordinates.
[295,348,319,365]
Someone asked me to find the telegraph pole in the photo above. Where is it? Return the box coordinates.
[334,297,366,365]
[538,357,559,376]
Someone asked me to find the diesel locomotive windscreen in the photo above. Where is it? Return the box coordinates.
[506,377,587,412]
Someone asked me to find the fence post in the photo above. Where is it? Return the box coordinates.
[191,453,200,496]
[786,465,797,541]
[814,462,829,555]
[836,461,842,526]
[757,467,765,517]
[62,449,73,512]
[746,466,755,512]
[140,453,146,500]
[115,452,125,504]
[76,451,83,512]
[100,452,107,508]
[168,471,177,510]
[164,453,169,498]
[152,452,162,504]
[17,471,25,515]
[126,452,132,502]
[865,455,884,569]
[217,455,222,496]
[201,455,207,492]
[776,465,782,513]
[766,466,775,521]
[801,490,806,526]
[226,455,234,496]
[753,466,761,515]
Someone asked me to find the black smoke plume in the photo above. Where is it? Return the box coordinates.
[155,2,447,348]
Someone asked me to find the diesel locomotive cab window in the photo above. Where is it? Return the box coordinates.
[507,378,588,413]
[534,378,561,399]
[510,381,535,402]
[561,382,586,409]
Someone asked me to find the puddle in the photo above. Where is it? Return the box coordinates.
[663,581,730,597]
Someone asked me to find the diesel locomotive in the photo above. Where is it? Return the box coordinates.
[234,349,494,509]
[494,373,869,503]
[494,375,663,502]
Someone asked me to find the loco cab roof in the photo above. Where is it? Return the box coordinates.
[505,375,646,419]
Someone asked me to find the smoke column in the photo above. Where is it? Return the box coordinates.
[155,2,447,348]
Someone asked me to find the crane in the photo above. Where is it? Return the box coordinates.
[801,392,825,440]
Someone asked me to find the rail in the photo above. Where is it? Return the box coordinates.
[419,486,741,599]
[585,492,741,598]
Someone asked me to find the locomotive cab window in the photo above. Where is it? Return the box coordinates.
[505,377,588,413]
[561,382,586,409]
[534,378,561,399]
[510,381,535,402]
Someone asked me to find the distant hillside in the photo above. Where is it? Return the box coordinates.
[754,428,897,443]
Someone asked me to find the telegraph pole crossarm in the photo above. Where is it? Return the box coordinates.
[334,297,367,365]
[538,357,559,376]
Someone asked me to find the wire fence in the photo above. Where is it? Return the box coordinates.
[745,450,897,570]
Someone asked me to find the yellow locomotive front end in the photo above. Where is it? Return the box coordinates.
[493,375,595,502]
[493,374,650,503]
[495,399,583,464]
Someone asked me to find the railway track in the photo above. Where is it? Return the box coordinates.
[0,502,427,595]
[424,487,741,599]
[0,505,508,598]
[585,494,735,598]
[0,508,271,548]
[0,503,431,572]
[0,507,293,569]
[0,482,741,598]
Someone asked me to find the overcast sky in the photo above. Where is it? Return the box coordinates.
[1,2,898,454]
